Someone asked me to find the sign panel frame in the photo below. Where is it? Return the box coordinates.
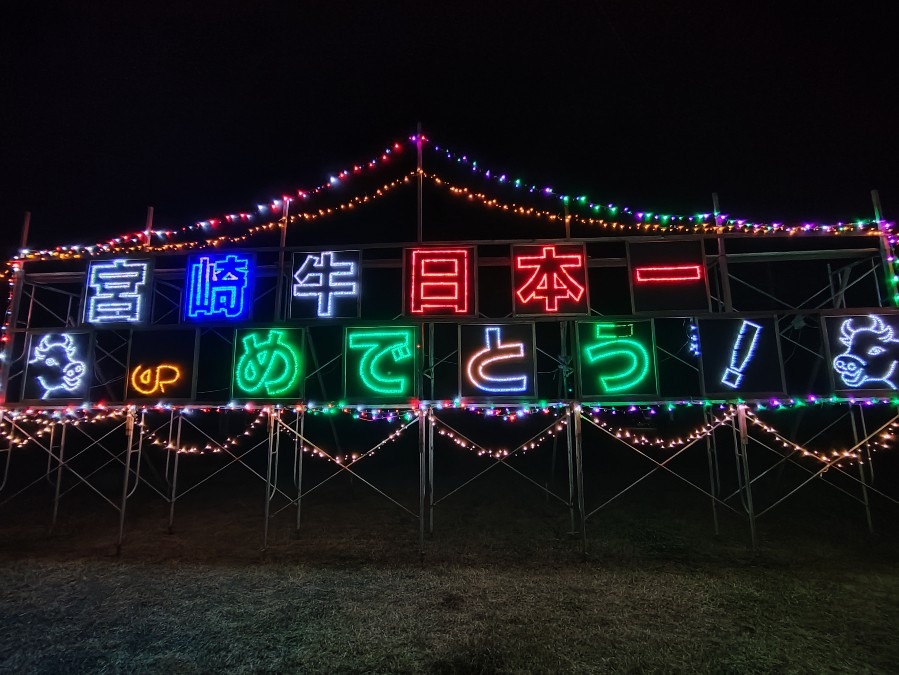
[458,321,539,403]
[627,239,711,314]
[575,319,660,402]
[697,314,787,399]
[343,324,420,404]
[822,309,899,397]
[22,330,94,404]
[403,246,477,318]
[231,327,306,401]
[510,243,590,317]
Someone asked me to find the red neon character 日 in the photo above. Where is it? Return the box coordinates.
[405,247,475,316]
[512,243,589,315]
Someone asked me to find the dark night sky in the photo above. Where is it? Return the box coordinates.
[1,1,896,253]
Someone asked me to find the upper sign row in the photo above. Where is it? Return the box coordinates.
[81,242,713,325]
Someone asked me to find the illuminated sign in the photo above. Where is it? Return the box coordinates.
[84,258,151,325]
[825,313,899,392]
[127,330,196,400]
[23,332,91,401]
[697,317,784,397]
[344,326,418,400]
[721,320,762,388]
[232,328,304,399]
[184,253,254,322]
[290,250,361,319]
[634,265,702,284]
[627,241,709,313]
[405,247,474,316]
[459,323,536,399]
[130,364,182,395]
[512,243,589,315]
[577,321,657,399]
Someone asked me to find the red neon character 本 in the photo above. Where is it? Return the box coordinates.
[514,245,586,313]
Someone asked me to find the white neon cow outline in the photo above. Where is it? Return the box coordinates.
[833,315,899,390]
[466,326,529,394]
[292,251,358,317]
[28,334,87,399]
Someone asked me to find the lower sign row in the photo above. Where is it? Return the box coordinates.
[17,313,899,403]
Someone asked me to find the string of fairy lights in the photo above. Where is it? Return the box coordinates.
[3,403,896,472]
[426,139,892,234]
[8,131,894,267]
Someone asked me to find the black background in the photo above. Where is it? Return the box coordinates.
[2,3,896,256]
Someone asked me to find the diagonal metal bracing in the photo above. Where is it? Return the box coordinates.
[172,414,294,502]
[0,422,121,511]
[746,412,899,517]
[430,412,570,507]
[273,415,420,519]
[720,432,864,507]
[0,417,129,507]
[580,414,742,520]
[59,418,169,502]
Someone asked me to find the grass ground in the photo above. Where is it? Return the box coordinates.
[1,458,898,673]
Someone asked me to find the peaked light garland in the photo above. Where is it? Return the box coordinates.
[426,139,893,235]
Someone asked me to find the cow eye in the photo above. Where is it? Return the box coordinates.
[868,346,886,356]
[46,358,58,366]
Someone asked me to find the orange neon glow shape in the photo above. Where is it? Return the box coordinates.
[634,265,703,283]
[130,364,183,395]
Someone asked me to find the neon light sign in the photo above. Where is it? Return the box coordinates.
[185,253,254,322]
[126,329,196,401]
[406,247,473,316]
[130,364,183,395]
[233,328,304,398]
[634,265,703,283]
[721,320,762,388]
[84,258,151,324]
[577,321,656,398]
[512,244,588,315]
[345,326,417,399]
[291,250,360,319]
[697,317,784,396]
[628,241,709,313]
[829,314,899,390]
[25,333,90,400]
[459,323,536,399]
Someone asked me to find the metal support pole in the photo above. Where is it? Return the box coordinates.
[167,411,182,533]
[716,236,733,311]
[419,407,427,559]
[428,408,435,534]
[849,405,874,534]
[0,412,11,494]
[295,408,304,536]
[416,122,423,243]
[705,410,720,535]
[50,421,67,532]
[566,407,575,532]
[116,409,136,554]
[143,206,154,249]
[263,408,277,551]
[274,199,290,319]
[572,406,587,559]
[735,405,757,551]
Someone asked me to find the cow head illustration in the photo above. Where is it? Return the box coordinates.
[833,316,899,390]
[29,334,87,399]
